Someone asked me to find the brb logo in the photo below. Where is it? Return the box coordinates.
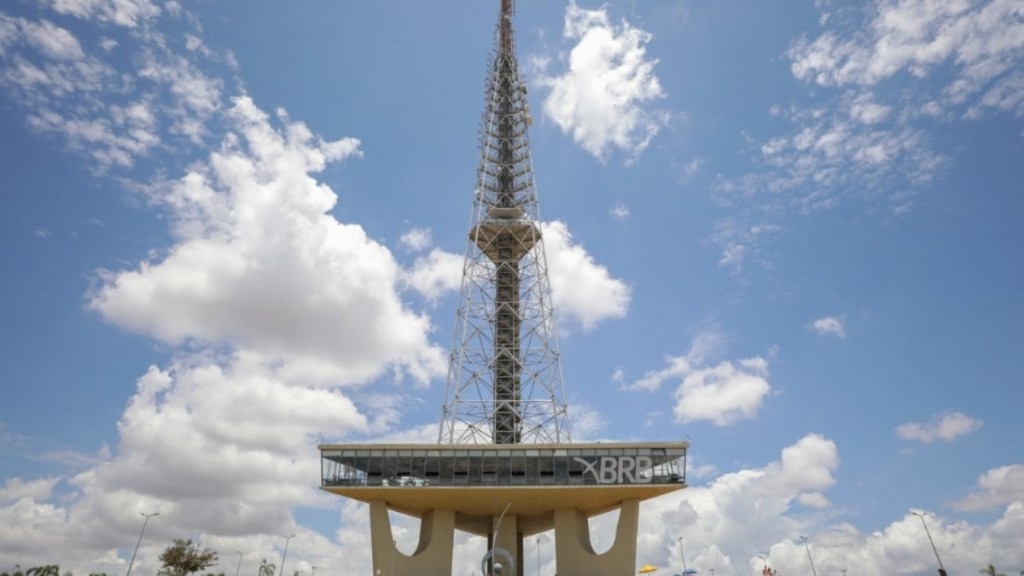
[574,456,653,484]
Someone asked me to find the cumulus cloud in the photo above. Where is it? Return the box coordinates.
[535,1,668,162]
[630,332,771,426]
[635,435,839,574]
[65,357,366,518]
[542,220,631,331]
[951,465,1024,512]
[673,357,772,426]
[400,227,433,252]
[630,439,1021,576]
[810,316,846,338]
[895,411,982,443]
[0,477,59,505]
[87,96,445,386]
[403,247,464,302]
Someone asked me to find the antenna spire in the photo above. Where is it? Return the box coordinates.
[500,0,515,54]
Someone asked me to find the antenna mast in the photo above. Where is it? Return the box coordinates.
[439,0,570,445]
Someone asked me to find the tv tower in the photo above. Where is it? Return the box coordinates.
[319,4,688,574]
[438,0,571,446]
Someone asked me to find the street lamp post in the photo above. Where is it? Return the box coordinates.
[279,534,296,576]
[482,503,512,576]
[911,511,947,576]
[678,537,688,574]
[535,536,540,576]
[235,551,247,576]
[390,540,397,576]
[800,536,818,576]
[126,512,159,576]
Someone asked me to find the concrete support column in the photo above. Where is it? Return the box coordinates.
[369,501,456,576]
[553,499,640,576]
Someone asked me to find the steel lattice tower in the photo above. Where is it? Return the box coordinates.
[438,0,571,445]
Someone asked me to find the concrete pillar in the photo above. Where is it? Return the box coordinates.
[369,501,456,576]
[553,499,640,576]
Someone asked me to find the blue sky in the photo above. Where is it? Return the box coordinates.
[2,0,1023,575]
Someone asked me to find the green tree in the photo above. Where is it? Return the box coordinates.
[158,538,219,576]
[27,565,60,576]
[257,560,275,576]
[980,566,1007,576]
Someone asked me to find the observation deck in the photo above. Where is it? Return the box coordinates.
[319,441,688,536]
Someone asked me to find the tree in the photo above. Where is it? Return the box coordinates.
[27,566,60,576]
[257,560,275,576]
[158,538,219,576]
[980,566,1007,576]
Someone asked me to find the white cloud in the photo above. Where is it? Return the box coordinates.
[0,6,225,171]
[951,465,1024,512]
[896,411,982,443]
[18,18,84,60]
[610,200,630,221]
[629,330,729,392]
[403,247,464,302]
[49,0,161,29]
[709,0,1024,275]
[709,218,784,274]
[536,1,668,161]
[400,227,433,252]
[673,357,772,426]
[637,435,839,575]
[0,477,59,505]
[788,0,1024,115]
[629,331,771,426]
[0,351,384,570]
[88,96,445,386]
[542,220,630,332]
[810,316,846,338]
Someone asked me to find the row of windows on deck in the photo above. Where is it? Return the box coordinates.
[320,449,686,487]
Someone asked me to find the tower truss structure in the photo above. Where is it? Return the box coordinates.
[438,0,570,445]
[319,4,688,575]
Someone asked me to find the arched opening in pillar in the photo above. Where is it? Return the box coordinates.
[389,510,419,555]
[588,508,622,554]
[453,533,488,570]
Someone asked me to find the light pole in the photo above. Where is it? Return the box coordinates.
[911,511,946,576]
[126,512,159,576]
[279,534,296,576]
[678,537,688,574]
[800,536,818,576]
[235,551,247,576]
[390,540,397,576]
[482,502,512,576]
[535,536,540,576]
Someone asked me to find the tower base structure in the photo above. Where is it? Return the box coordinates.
[320,442,688,576]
